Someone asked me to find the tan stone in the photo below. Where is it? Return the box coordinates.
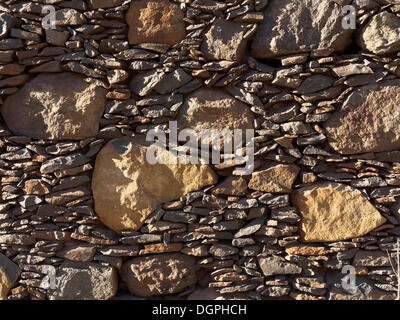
[251,0,354,58]
[0,253,20,300]
[1,73,106,140]
[325,80,400,154]
[292,182,387,243]
[139,243,182,255]
[177,88,254,148]
[92,138,218,233]
[248,164,300,193]
[285,245,331,256]
[201,18,248,62]
[126,0,186,45]
[23,179,50,195]
[212,176,248,196]
[121,253,198,297]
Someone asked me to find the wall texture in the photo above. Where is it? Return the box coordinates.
[0,0,400,300]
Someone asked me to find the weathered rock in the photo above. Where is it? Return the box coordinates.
[251,0,353,58]
[177,88,254,147]
[248,164,300,193]
[325,80,400,154]
[121,253,197,297]
[258,255,302,276]
[212,176,248,196]
[49,262,117,300]
[358,11,400,55]
[201,18,248,62]
[353,251,390,267]
[92,138,217,233]
[126,0,186,45]
[1,73,106,140]
[292,182,386,242]
[55,9,87,26]
[0,253,20,300]
[89,0,123,9]
[0,13,16,40]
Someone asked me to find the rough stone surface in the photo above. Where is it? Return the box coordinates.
[292,182,386,242]
[251,0,354,58]
[121,253,197,297]
[358,12,400,55]
[92,138,218,233]
[50,261,117,300]
[258,256,302,276]
[126,0,186,45]
[201,18,248,62]
[1,73,106,140]
[248,164,300,193]
[0,253,20,300]
[325,80,400,154]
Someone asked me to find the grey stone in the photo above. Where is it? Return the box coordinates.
[258,255,302,276]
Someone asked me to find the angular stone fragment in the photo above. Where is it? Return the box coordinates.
[1,73,106,140]
[258,255,302,276]
[325,80,400,154]
[177,89,254,147]
[130,70,166,96]
[49,262,117,300]
[126,0,186,45]
[292,182,386,242]
[251,0,353,58]
[201,18,248,62]
[89,0,123,9]
[212,176,247,196]
[358,12,400,55]
[353,251,390,267]
[0,253,20,300]
[55,9,87,26]
[0,13,16,40]
[92,138,217,233]
[121,253,197,297]
[248,164,300,193]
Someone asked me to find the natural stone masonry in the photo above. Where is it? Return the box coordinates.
[92,138,217,232]
[292,183,387,242]
[1,73,106,140]
[0,0,400,301]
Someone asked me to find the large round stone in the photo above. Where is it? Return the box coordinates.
[1,73,106,140]
[92,138,218,233]
[325,80,400,154]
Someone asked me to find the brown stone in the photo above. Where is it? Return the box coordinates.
[201,18,248,62]
[325,80,400,154]
[0,253,20,300]
[139,243,183,255]
[121,253,198,297]
[23,179,50,195]
[1,73,106,140]
[126,0,186,45]
[285,245,331,256]
[251,0,354,58]
[212,176,248,196]
[248,164,300,193]
[292,182,387,242]
[89,0,123,9]
[92,138,218,233]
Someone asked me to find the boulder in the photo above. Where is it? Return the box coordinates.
[121,253,198,297]
[251,0,354,58]
[92,138,217,233]
[1,73,106,140]
[325,80,400,154]
[292,182,386,242]
[126,0,186,45]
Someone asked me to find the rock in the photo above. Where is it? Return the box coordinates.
[177,88,254,147]
[154,68,192,94]
[55,9,87,26]
[212,176,248,196]
[353,251,390,267]
[130,70,166,96]
[89,0,123,9]
[201,18,248,62]
[325,80,400,154]
[234,217,265,238]
[126,0,186,45]
[23,179,50,195]
[251,0,353,58]
[209,244,239,257]
[292,182,386,242]
[56,245,97,262]
[248,164,300,193]
[45,29,69,46]
[0,234,35,245]
[258,255,302,276]
[1,73,106,140]
[92,138,217,233]
[49,262,117,300]
[0,253,20,300]
[358,12,400,55]
[121,253,197,297]
[294,75,335,94]
[0,13,16,40]
[187,288,224,300]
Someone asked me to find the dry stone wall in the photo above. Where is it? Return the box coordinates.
[0,0,400,300]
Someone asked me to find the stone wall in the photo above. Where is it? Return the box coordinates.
[0,0,400,300]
